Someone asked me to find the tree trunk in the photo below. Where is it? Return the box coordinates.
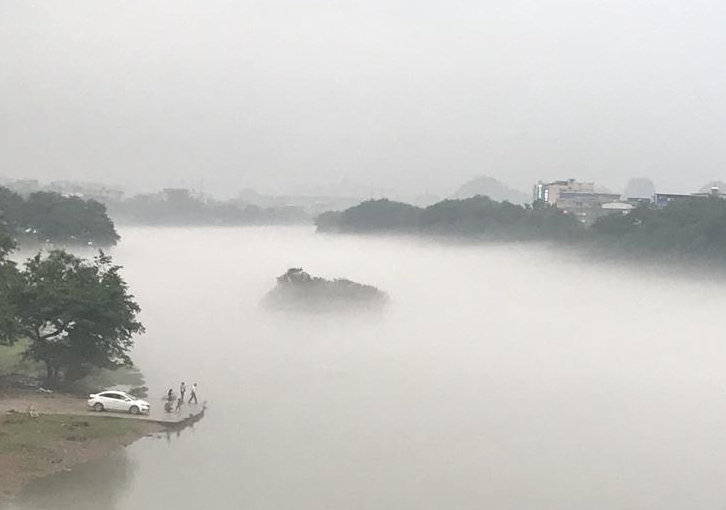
[44,363,60,389]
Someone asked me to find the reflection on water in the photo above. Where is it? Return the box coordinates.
[5,226,726,510]
[8,452,134,510]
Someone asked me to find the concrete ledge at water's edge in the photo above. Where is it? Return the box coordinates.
[88,401,208,427]
[0,390,208,428]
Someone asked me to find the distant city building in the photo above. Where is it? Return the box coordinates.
[652,193,697,208]
[533,179,595,206]
[652,187,726,208]
[601,202,634,213]
[557,192,621,225]
[625,197,652,207]
[532,179,643,224]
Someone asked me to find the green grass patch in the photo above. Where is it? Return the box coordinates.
[0,413,146,454]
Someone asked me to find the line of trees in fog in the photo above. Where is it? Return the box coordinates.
[0,224,143,388]
[106,189,310,226]
[592,196,726,257]
[317,195,726,258]
[0,187,119,245]
[316,196,583,241]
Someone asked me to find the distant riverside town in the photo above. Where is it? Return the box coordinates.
[2,175,725,229]
[533,178,726,226]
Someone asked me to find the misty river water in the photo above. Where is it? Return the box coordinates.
[5,226,726,510]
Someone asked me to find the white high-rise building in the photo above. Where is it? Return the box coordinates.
[533,179,595,206]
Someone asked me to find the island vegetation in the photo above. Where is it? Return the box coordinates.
[316,194,726,260]
[263,267,388,311]
[0,186,119,245]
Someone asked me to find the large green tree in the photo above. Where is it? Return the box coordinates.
[15,250,144,388]
[0,222,20,344]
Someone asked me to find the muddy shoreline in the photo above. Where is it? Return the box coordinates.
[0,419,160,504]
[0,389,199,505]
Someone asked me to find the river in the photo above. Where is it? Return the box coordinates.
[5,226,726,510]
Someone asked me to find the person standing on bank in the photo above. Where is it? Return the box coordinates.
[180,382,186,402]
[189,383,198,404]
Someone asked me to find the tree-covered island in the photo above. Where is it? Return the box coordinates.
[316,195,726,260]
[263,268,388,311]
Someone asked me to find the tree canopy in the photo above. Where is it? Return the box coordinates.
[338,199,422,232]
[1,248,144,388]
[317,195,583,241]
[0,224,20,344]
[317,194,726,259]
[592,196,726,256]
[0,187,119,245]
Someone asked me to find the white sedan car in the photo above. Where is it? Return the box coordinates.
[88,390,151,415]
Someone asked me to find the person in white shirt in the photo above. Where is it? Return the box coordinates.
[189,383,198,404]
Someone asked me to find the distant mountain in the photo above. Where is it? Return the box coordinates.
[453,176,529,204]
[623,178,656,199]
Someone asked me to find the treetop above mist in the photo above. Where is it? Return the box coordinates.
[316,196,582,242]
[316,194,726,260]
[263,267,388,311]
[0,187,119,246]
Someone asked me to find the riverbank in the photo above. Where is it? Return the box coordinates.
[0,387,208,503]
[0,410,160,504]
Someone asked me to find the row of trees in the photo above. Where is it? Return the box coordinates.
[0,187,119,245]
[316,194,726,258]
[593,197,726,256]
[106,189,310,226]
[316,196,584,242]
[0,225,143,388]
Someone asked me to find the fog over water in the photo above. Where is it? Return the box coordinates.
[7,226,726,510]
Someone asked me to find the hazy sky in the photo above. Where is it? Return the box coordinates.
[1,0,725,197]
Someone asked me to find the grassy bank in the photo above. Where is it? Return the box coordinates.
[0,412,158,503]
[0,412,151,454]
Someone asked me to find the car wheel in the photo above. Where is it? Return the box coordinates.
[129,405,140,415]
[93,403,104,412]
